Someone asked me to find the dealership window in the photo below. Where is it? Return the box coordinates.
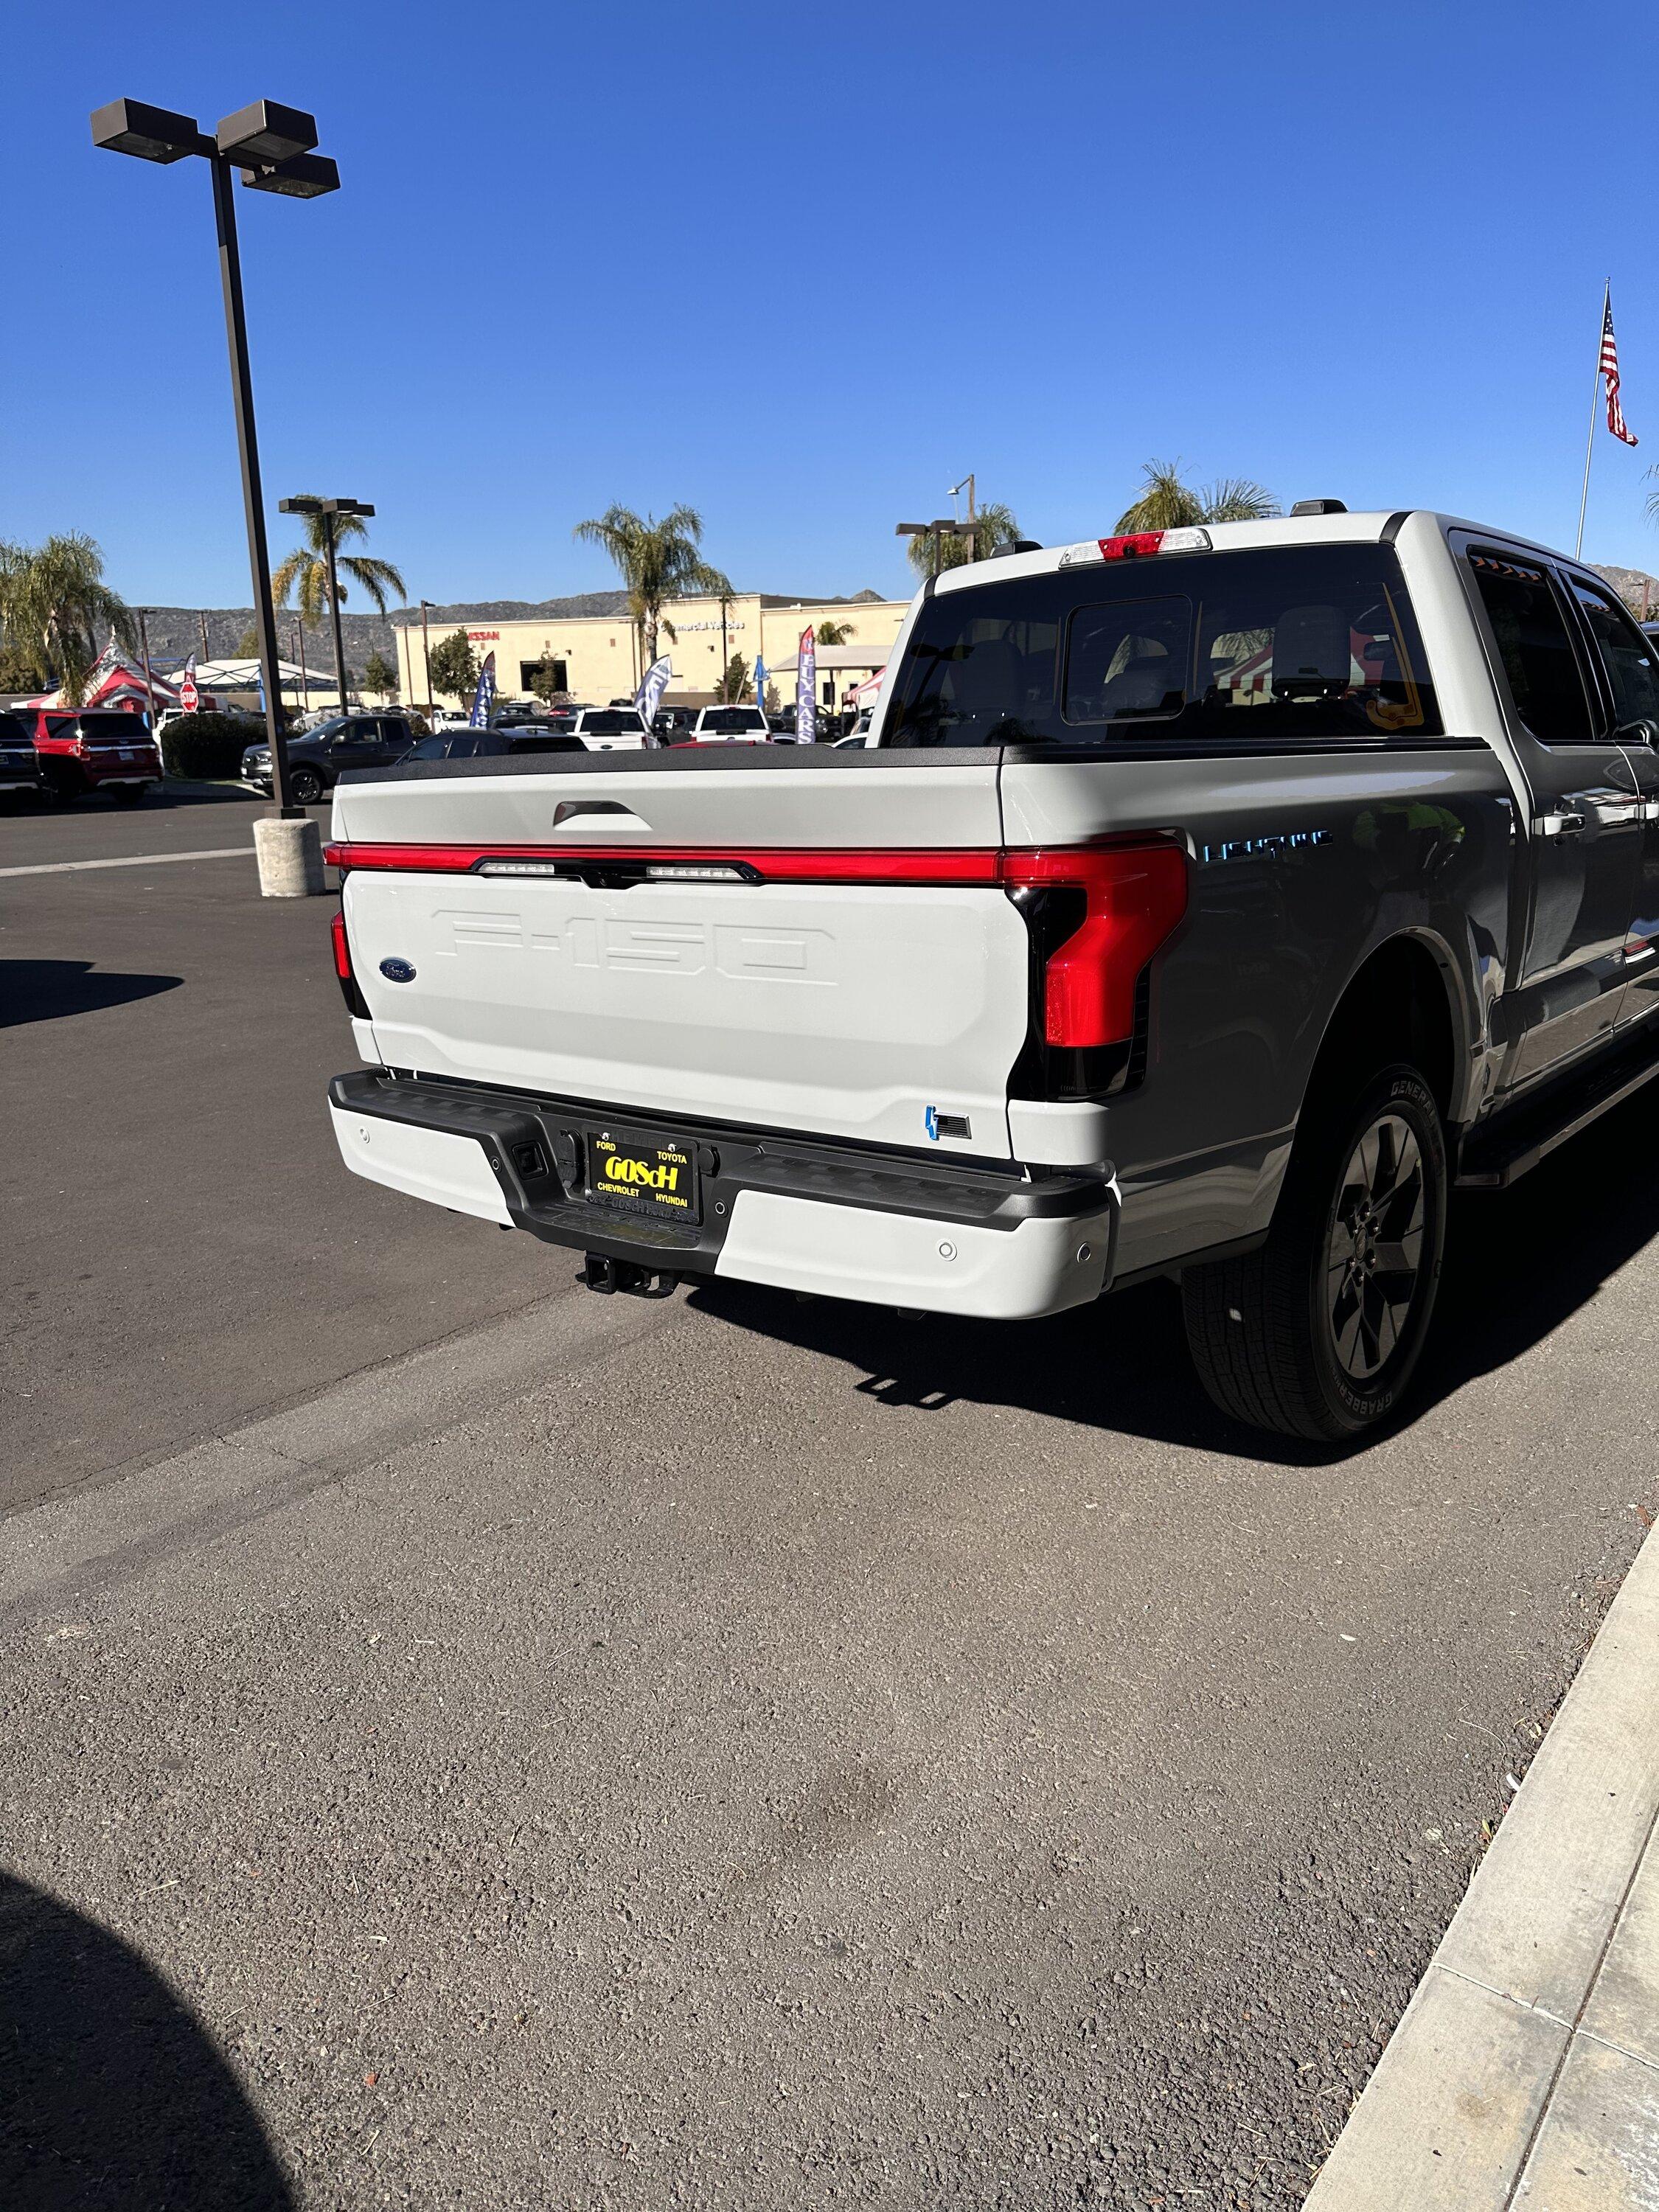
[519,658,568,694]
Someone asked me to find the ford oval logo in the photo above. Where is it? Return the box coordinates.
[379,957,417,984]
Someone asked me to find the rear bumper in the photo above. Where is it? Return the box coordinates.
[83,759,161,785]
[329,1068,1116,1320]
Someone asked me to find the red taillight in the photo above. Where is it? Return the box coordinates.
[1098,531,1166,560]
[330,907,369,1018]
[1002,844,1188,1048]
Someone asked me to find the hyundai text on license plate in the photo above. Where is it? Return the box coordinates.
[584,1130,700,1224]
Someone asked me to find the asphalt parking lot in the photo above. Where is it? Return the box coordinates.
[4,787,1658,2208]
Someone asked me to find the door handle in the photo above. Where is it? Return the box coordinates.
[1535,811,1586,838]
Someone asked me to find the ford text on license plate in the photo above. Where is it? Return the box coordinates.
[584,1130,700,1223]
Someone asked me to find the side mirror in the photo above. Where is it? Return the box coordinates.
[1615,717,1659,750]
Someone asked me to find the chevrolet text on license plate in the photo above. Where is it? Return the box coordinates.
[584,1130,700,1222]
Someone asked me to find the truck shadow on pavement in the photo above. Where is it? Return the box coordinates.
[0,1870,292,2211]
[1,961,183,1029]
[686,1088,1659,1465]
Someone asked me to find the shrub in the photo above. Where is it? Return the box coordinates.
[159,712,260,780]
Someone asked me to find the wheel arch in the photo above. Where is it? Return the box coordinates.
[1304,928,1473,1130]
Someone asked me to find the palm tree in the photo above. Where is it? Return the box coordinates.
[903,501,1022,580]
[815,618,854,645]
[0,532,134,704]
[272,499,407,626]
[571,504,731,671]
[1115,459,1279,533]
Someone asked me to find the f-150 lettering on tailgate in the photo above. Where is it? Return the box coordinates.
[438,907,830,982]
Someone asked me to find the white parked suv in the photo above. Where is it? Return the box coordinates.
[321,507,1659,1438]
[569,706,652,751]
[688,706,771,744]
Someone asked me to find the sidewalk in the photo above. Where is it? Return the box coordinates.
[1306,1523,1659,2209]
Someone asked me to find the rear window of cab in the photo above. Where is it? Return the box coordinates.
[883,544,1441,748]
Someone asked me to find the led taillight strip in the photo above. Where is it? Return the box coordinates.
[325,838,1190,1050]
[324,841,1006,884]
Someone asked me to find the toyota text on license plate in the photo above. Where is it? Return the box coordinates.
[584,1131,700,1223]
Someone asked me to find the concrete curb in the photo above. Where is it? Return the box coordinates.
[1305,1526,1659,2209]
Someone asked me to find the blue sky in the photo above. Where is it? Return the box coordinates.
[7,0,1658,608]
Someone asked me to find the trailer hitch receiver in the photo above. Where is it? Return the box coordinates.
[580,1253,679,1299]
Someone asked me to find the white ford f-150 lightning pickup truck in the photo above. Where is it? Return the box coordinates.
[324,508,1659,1440]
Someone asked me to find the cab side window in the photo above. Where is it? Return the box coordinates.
[1568,578,1659,730]
[1467,552,1594,744]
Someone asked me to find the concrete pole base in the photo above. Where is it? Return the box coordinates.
[254,814,326,898]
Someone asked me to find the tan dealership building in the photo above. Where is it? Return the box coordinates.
[392,591,911,712]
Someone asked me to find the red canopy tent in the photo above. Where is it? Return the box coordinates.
[20,640,183,717]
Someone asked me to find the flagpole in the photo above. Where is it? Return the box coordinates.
[1576,280,1609,560]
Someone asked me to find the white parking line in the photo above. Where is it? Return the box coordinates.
[0,846,252,879]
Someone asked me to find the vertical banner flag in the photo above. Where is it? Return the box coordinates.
[1601,288,1638,446]
[179,654,199,713]
[753,654,766,714]
[796,627,817,745]
[468,650,497,728]
[633,655,673,731]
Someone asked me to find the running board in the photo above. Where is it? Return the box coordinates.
[1456,1020,1659,1189]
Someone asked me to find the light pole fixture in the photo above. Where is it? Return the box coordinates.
[420,601,436,720]
[896,518,979,579]
[91,94,340,878]
[279,497,371,720]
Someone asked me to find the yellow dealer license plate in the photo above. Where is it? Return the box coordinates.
[583,1130,700,1225]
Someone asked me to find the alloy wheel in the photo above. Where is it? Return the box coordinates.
[1325,1112,1426,1382]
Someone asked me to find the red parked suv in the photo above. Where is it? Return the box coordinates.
[24,709,162,803]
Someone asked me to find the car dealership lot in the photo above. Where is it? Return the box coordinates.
[4,799,1658,2207]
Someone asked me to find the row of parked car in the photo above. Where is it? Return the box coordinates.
[0,707,165,804]
[238,701,872,800]
[0,697,872,810]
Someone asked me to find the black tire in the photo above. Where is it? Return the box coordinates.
[288,766,324,805]
[44,764,83,807]
[1182,1061,1447,1441]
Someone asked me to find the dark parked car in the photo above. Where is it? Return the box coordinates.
[400,727,588,763]
[0,710,44,799]
[241,714,419,802]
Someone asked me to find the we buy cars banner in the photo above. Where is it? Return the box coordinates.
[796,627,816,744]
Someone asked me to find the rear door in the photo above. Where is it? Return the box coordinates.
[368,717,410,765]
[333,754,1026,1158]
[1459,543,1643,1087]
[1559,571,1659,1028]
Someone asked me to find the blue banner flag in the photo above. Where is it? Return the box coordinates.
[633,655,673,731]
[754,654,767,713]
[468,650,496,728]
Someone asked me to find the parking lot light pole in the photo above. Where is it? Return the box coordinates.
[420,600,436,720]
[135,609,159,744]
[91,97,341,896]
[279,498,371,719]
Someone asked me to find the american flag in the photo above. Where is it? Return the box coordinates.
[1601,289,1638,447]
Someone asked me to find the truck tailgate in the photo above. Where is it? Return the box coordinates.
[331,755,1027,1159]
